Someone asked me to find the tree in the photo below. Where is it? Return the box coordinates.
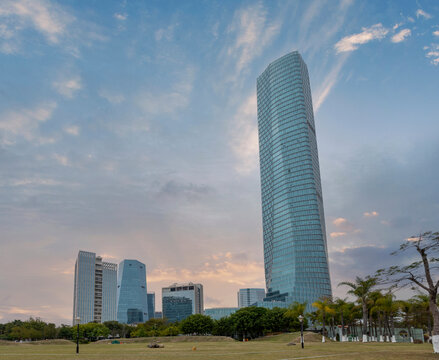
[180,314,214,335]
[284,302,308,331]
[339,276,377,342]
[212,317,234,337]
[312,297,334,342]
[103,321,123,338]
[376,231,439,352]
[375,292,398,342]
[230,307,268,340]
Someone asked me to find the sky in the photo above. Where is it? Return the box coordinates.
[0,0,438,325]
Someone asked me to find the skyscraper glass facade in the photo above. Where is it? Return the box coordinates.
[73,251,117,324]
[73,251,96,324]
[102,262,117,322]
[162,296,193,322]
[117,260,148,324]
[147,292,155,320]
[237,288,265,308]
[257,51,332,307]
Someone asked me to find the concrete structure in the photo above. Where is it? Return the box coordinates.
[162,282,203,322]
[237,288,265,308]
[257,51,332,308]
[117,260,148,324]
[72,250,117,324]
[147,292,155,320]
[205,307,238,320]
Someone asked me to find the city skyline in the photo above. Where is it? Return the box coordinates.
[1,0,439,324]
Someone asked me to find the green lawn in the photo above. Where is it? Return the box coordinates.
[0,334,437,360]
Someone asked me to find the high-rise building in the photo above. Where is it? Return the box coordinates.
[237,288,265,308]
[147,292,155,320]
[162,282,203,322]
[102,262,118,322]
[257,51,332,307]
[72,251,117,324]
[117,260,148,324]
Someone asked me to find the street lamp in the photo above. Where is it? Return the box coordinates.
[298,315,304,349]
[75,317,80,354]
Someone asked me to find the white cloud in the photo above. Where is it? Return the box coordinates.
[314,53,349,112]
[0,0,73,53]
[416,9,432,20]
[425,43,439,65]
[333,217,347,227]
[53,153,70,166]
[330,232,347,238]
[53,75,82,98]
[363,211,379,217]
[391,28,411,43]
[334,23,389,53]
[114,13,127,21]
[229,93,259,174]
[98,89,125,104]
[64,125,79,136]
[433,30,439,37]
[227,3,281,75]
[0,102,56,144]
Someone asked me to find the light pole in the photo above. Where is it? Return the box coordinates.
[298,315,304,349]
[75,317,80,354]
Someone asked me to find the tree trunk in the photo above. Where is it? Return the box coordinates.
[341,312,344,341]
[429,294,439,352]
[362,300,368,342]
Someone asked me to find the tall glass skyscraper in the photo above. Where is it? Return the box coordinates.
[116,260,148,324]
[257,51,332,307]
[73,251,117,324]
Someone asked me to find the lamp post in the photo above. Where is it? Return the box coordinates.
[298,315,304,349]
[75,317,80,354]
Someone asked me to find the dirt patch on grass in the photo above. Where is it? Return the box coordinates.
[292,332,327,343]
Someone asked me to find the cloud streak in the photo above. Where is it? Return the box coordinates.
[391,28,411,43]
[227,3,281,76]
[334,23,389,53]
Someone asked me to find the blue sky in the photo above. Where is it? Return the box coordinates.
[0,0,438,324]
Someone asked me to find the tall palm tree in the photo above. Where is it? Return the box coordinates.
[339,276,377,342]
[312,297,335,343]
[370,291,385,341]
[334,298,349,341]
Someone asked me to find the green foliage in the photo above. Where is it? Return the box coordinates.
[212,316,234,336]
[72,323,110,342]
[180,314,214,335]
[131,318,169,337]
[230,306,268,340]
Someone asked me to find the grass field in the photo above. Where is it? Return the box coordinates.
[0,333,437,360]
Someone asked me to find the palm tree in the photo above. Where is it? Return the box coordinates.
[375,292,398,342]
[312,297,335,342]
[411,294,432,340]
[397,300,414,342]
[370,291,385,342]
[339,276,377,342]
[368,291,383,341]
[334,298,349,341]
